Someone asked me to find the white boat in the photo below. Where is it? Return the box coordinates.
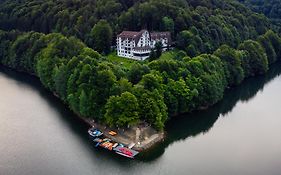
[88,128,103,137]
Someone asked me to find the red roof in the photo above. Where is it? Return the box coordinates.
[117,30,172,44]
[151,32,171,44]
[117,30,147,44]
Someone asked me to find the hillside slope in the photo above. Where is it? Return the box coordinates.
[0,0,273,54]
[238,0,281,29]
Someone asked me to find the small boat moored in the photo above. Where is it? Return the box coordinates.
[88,128,103,137]
[113,146,139,159]
[88,127,139,159]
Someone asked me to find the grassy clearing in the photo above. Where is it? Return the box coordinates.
[106,49,180,68]
[159,49,179,60]
[107,51,137,68]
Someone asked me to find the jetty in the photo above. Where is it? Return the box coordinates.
[86,119,165,154]
[89,128,139,158]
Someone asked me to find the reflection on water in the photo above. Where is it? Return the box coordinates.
[139,62,281,161]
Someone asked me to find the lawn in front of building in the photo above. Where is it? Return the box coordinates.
[107,51,137,68]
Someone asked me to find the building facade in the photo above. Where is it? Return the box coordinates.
[117,30,171,61]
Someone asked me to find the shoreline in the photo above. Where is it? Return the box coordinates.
[0,65,166,152]
[2,61,278,152]
[54,93,165,152]
[81,117,165,152]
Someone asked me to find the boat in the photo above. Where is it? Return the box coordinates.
[88,128,103,137]
[99,141,114,151]
[92,138,103,147]
[88,130,139,159]
[113,146,139,159]
[108,131,117,136]
[93,138,103,143]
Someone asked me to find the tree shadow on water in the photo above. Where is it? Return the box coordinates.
[139,62,281,162]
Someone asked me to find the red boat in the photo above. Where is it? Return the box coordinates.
[113,146,139,158]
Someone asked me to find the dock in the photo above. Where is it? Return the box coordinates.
[87,120,165,152]
[89,128,140,158]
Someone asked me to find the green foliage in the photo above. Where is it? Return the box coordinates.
[79,90,92,117]
[1,0,281,131]
[110,78,133,96]
[214,45,244,86]
[53,64,68,101]
[161,16,174,36]
[186,54,227,107]
[140,72,163,91]
[0,0,274,56]
[138,89,167,130]
[258,34,277,65]
[149,49,157,61]
[36,34,85,90]
[239,0,281,28]
[155,42,163,58]
[105,92,140,127]
[238,40,269,76]
[90,20,113,54]
[0,29,281,130]
[9,32,44,72]
[165,78,193,114]
[127,63,150,84]
[264,30,281,59]
[176,30,204,57]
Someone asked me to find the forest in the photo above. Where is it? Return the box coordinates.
[0,0,278,55]
[238,0,281,28]
[0,0,281,130]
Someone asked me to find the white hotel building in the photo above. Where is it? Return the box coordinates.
[116,30,171,61]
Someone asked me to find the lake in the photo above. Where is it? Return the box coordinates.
[1,63,281,175]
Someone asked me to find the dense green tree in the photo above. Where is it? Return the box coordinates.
[155,41,163,58]
[165,78,193,113]
[110,78,133,96]
[138,90,167,130]
[239,0,281,27]
[186,54,227,106]
[149,48,157,61]
[79,90,93,117]
[104,92,140,127]
[258,35,277,65]
[140,72,163,91]
[90,20,112,54]
[148,59,179,79]
[94,67,117,112]
[264,30,281,59]
[161,16,175,36]
[176,30,193,51]
[53,64,68,100]
[36,34,85,90]
[238,40,269,75]
[127,63,150,84]
[214,45,244,86]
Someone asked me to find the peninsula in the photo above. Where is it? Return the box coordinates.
[1,0,281,152]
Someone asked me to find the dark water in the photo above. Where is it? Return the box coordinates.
[1,63,281,175]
